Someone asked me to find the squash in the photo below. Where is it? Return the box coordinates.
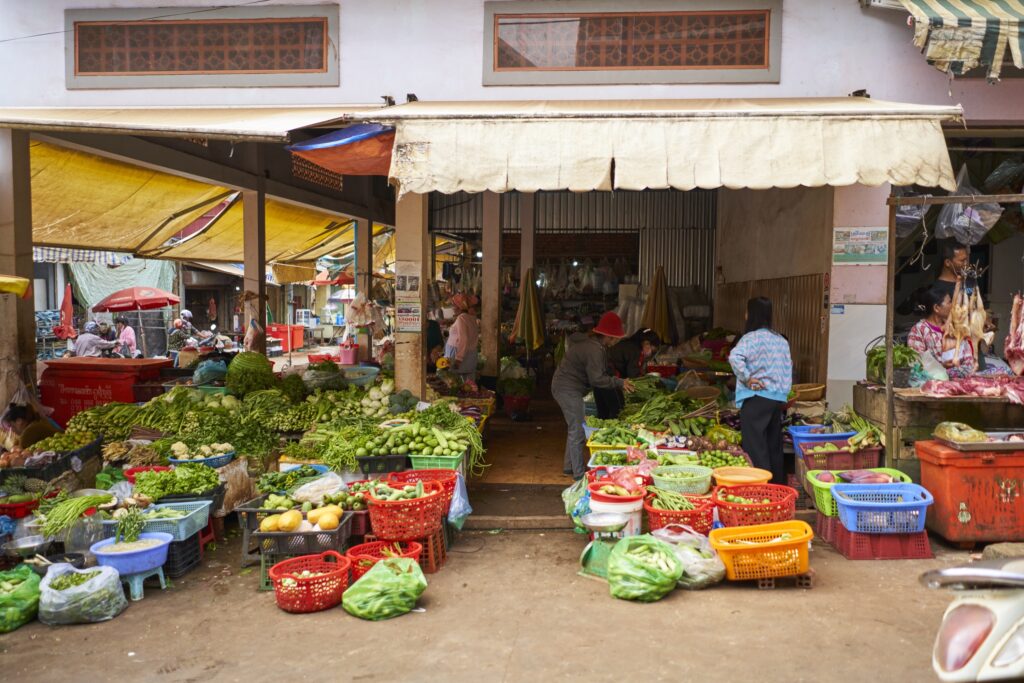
[260,514,281,532]
[317,512,339,531]
[277,509,302,532]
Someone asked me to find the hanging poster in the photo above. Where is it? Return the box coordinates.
[832,227,888,264]
[396,303,422,332]
[395,260,421,303]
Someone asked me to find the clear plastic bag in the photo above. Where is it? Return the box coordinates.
[342,558,427,621]
[447,473,473,530]
[39,564,127,625]
[650,524,726,590]
[936,166,1003,245]
[193,359,227,386]
[292,472,346,505]
[562,477,591,534]
[607,535,683,602]
[984,157,1024,193]
[892,188,929,238]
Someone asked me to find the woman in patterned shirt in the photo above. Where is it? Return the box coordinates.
[907,286,975,378]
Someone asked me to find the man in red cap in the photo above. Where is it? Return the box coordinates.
[551,311,636,479]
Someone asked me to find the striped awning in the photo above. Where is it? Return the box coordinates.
[899,0,1024,80]
[33,246,134,266]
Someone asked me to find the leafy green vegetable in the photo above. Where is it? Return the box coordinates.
[134,464,220,501]
[866,344,919,380]
[280,373,307,403]
[225,351,277,398]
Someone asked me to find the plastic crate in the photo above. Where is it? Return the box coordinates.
[832,524,933,560]
[788,472,814,512]
[806,468,912,517]
[709,521,813,581]
[831,483,933,534]
[367,481,445,542]
[349,510,370,537]
[586,451,632,469]
[0,497,40,519]
[788,427,857,459]
[714,484,797,527]
[196,385,229,396]
[346,540,423,581]
[586,436,643,458]
[408,452,464,472]
[797,440,882,471]
[253,512,353,555]
[168,450,235,469]
[0,434,103,485]
[158,483,226,512]
[259,552,290,591]
[164,533,202,579]
[417,526,447,574]
[356,454,408,476]
[815,511,842,545]
[268,551,351,613]
[386,470,458,514]
[100,500,212,542]
[643,495,714,535]
[650,465,713,494]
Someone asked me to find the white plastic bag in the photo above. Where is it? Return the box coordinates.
[650,524,726,590]
[39,564,127,624]
[447,473,473,530]
[936,166,1003,245]
[292,472,345,505]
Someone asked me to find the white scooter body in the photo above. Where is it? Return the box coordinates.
[922,559,1024,681]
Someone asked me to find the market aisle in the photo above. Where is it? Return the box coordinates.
[474,398,570,485]
[0,530,967,683]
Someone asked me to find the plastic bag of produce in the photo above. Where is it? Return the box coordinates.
[0,564,41,633]
[342,558,428,621]
[39,564,127,625]
[650,524,726,590]
[561,477,588,515]
[607,535,683,602]
[447,472,473,530]
[302,368,345,392]
[193,359,227,386]
[292,472,345,505]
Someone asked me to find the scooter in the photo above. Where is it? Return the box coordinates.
[921,559,1024,681]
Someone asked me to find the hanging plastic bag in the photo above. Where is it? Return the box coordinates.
[0,564,41,633]
[342,558,428,621]
[606,534,683,602]
[291,472,345,505]
[984,157,1024,193]
[650,524,726,590]
[193,359,228,386]
[912,351,949,385]
[39,564,127,625]
[892,188,929,238]
[936,166,1004,245]
[447,473,473,530]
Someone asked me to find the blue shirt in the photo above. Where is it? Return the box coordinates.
[728,329,793,407]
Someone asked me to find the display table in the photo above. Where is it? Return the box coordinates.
[40,357,172,427]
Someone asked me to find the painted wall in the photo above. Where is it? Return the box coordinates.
[0,0,1021,124]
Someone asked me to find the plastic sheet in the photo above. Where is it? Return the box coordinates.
[650,524,726,590]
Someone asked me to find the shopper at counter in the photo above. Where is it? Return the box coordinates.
[445,299,480,380]
[72,322,119,357]
[594,329,661,419]
[728,297,792,485]
[115,317,138,357]
[1,403,58,449]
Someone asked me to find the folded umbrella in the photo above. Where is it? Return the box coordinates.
[640,265,673,344]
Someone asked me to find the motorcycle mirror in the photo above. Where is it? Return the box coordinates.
[210,324,217,331]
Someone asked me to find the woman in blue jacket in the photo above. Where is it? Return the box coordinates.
[728,297,793,485]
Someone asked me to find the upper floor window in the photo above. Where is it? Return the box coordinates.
[484,1,781,86]
[66,5,338,89]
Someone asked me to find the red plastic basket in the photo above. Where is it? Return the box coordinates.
[346,540,423,580]
[643,495,714,535]
[386,469,458,514]
[815,511,842,545]
[0,497,39,519]
[588,481,646,504]
[267,551,351,613]
[124,465,171,484]
[797,440,883,471]
[367,481,444,542]
[832,524,933,560]
[586,467,653,488]
[714,484,797,527]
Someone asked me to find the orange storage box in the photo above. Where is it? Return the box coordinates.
[916,440,1024,543]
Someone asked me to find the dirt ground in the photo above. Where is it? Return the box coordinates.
[2,528,966,683]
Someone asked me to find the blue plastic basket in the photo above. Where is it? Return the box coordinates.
[91,532,173,574]
[168,450,235,469]
[830,483,933,534]
[99,501,211,542]
[340,365,380,387]
[788,426,857,457]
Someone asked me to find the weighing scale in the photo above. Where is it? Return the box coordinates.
[578,512,629,580]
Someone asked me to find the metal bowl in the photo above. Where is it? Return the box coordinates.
[2,535,52,559]
[580,512,629,534]
[25,552,86,576]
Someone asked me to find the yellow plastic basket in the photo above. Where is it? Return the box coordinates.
[712,466,772,487]
[709,521,813,581]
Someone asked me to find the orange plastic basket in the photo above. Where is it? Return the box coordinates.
[346,540,423,581]
[643,495,714,535]
[712,466,772,487]
[714,484,797,527]
[267,551,351,613]
[367,481,445,542]
[386,469,458,514]
[709,521,814,581]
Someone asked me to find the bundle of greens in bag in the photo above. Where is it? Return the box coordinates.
[342,558,427,621]
[607,535,683,602]
[650,524,725,590]
[0,564,41,633]
[39,564,127,625]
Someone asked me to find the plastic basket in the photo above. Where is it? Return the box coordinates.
[124,465,171,484]
[100,500,212,542]
[253,512,353,554]
[91,532,174,575]
[586,451,632,469]
[709,521,813,581]
[408,452,464,472]
[832,524,933,560]
[268,551,351,614]
[340,365,380,387]
[643,495,714,535]
[158,483,226,512]
[583,423,598,439]
[367,481,444,542]
[164,533,202,578]
[346,540,423,581]
[714,484,797,527]
[586,466,652,488]
[831,483,933,534]
[650,465,713,494]
[168,450,235,469]
[806,468,912,517]
[586,436,642,457]
[815,511,842,545]
[587,481,646,504]
[356,454,408,476]
[798,440,882,471]
[788,428,858,458]
[386,470,458,514]
[0,497,40,519]
[712,466,772,487]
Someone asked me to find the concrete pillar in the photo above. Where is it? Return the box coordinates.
[481,191,502,378]
[394,193,429,397]
[0,129,36,405]
[519,192,535,282]
[354,217,374,361]
[242,187,267,354]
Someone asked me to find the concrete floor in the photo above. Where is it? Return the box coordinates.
[1,529,966,683]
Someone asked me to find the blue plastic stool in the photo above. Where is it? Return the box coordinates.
[121,567,166,601]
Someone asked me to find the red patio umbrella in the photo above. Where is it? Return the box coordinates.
[92,286,180,357]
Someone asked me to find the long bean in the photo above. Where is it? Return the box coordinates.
[647,485,697,511]
[41,495,113,539]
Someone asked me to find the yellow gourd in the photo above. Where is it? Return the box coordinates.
[277,509,302,532]
[307,508,324,525]
[317,512,340,531]
[260,514,281,532]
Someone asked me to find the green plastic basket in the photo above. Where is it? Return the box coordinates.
[409,452,465,471]
[651,465,714,494]
[806,468,912,517]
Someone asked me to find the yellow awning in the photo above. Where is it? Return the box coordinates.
[355,98,962,195]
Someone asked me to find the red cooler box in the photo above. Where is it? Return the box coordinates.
[40,358,172,428]
[266,324,305,352]
[916,440,1024,543]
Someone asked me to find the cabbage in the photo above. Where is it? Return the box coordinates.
[380,379,395,396]
[369,387,384,401]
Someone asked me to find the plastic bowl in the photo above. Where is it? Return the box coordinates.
[713,466,773,487]
[580,512,629,533]
[90,532,173,575]
[340,365,380,387]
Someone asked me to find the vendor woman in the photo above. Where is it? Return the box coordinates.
[2,403,58,449]
[905,285,1006,378]
[552,312,636,480]
[593,329,661,419]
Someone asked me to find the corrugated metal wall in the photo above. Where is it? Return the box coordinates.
[716,274,829,383]
[637,189,716,295]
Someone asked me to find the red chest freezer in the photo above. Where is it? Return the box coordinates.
[40,358,172,428]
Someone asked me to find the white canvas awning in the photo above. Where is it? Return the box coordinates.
[353,98,962,195]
